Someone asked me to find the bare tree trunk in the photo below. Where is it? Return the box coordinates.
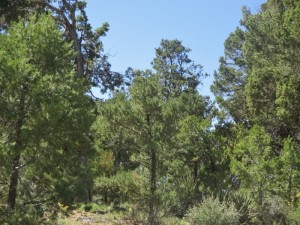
[69,25,84,78]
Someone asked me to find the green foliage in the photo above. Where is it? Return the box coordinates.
[94,170,141,204]
[185,195,240,225]
[0,204,57,225]
[159,217,189,225]
[0,0,121,91]
[5,1,300,224]
[0,13,95,215]
[242,0,300,132]
[213,1,300,223]
[77,202,113,213]
[152,39,204,98]
[91,39,213,225]
[43,0,121,90]
[288,203,300,224]
[256,196,288,225]
[225,191,253,224]
[159,168,197,217]
[0,0,35,30]
[211,27,248,123]
[268,136,300,203]
[229,125,273,206]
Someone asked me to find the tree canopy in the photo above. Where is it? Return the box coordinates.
[1,1,300,224]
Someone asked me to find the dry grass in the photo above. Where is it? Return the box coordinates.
[58,210,146,225]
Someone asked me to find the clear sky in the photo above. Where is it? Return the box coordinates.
[86,0,267,99]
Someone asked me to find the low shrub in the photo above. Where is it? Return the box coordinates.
[185,195,239,225]
[0,204,57,225]
[160,216,189,225]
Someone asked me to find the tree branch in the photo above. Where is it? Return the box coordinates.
[35,1,71,29]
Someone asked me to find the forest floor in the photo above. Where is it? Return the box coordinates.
[58,210,146,225]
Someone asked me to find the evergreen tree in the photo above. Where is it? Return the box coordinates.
[0,14,94,212]
[92,39,214,224]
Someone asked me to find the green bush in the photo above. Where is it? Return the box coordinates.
[94,170,141,204]
[225,191,253,224]
[185,195,239,225]
[159,170,196,217]
[288,205,300,224]
[256,196,288,224]
[0,204,57,225]
[77,202,113,213]
[160,216,189,225]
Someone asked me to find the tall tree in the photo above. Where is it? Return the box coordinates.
[92,39,213,224]
[92,75,165,224]
[0,14,93,210]
[213,1,300,222]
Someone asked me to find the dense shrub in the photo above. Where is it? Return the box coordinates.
[0,204,57,225]
[185,195,239,225]
[94,170,141,204]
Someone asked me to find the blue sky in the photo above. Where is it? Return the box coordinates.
[86,0,266,99]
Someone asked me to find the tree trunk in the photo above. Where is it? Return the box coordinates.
[148,148,157,225]
[87,188,92,203]
[288,170,292,201]
[7,85,26,209]
[193,160,199,185]
[69,27,84,78]
[8,154,21,209]
[73,35,84,78]
[193,160,201,199]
